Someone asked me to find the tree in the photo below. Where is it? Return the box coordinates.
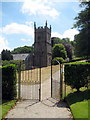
[1,49,13,60]
[51,37,74,59]
[51,37,63,47]
[62,38,74,60]
[62,38,70,43]
[52,44,67,59]
[73,2,90,58]
[11,46,34,54]
[63,43,73,60]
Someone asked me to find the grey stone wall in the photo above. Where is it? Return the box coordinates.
[34,23,52,67]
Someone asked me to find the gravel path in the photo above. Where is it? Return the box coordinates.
[6,98,73,119]
[5,70,73,119]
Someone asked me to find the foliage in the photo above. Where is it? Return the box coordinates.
[11,45,34,54]
[65,89,90,119]
[1,49,13,60]
[52,44,67,59]
[52,57,65,65]
[51,37,74,59]
[2,59,23,67]
[2,64,17,100]
[51,37,63,47]
[73,2,90,58]
[63,43,73,60]
[0,100,16,119]
[62,38,70,43]
[2,60,25,72]
[64,62,90,91]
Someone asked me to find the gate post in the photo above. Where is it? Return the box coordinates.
[60,63,63,100]
[18,62,21,100]
[51,60,52,98]
[60,64,64,99]
[63,64,66,98]
[39,66,41,101]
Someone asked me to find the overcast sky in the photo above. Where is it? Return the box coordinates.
[0,0,84,53]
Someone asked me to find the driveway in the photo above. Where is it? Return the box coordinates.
[5,69,73,119]
[5,98,73,119]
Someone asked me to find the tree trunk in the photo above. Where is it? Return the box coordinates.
[77,88,80,92]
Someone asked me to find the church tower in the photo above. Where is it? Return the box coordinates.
[34,21,52,67]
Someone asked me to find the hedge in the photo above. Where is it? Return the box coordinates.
[64,62,90,91]
[2,64,17,100]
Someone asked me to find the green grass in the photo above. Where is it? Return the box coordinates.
[65,89,90,120]
[71,100,88,118]
[0,100,17,119]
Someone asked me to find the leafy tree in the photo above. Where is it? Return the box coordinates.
[1,49,13,60]
[51,37,63,47]
[62,38,70,43]
[52,37,74,60]
[62,38,74,60]
[11,46,34,54]
[70,41,76,48]
[63,43,73,60]
[52,37,71,46]
[52,44,67,59]
[73,2,90,58]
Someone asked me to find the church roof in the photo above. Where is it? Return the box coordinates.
[12,53,30,60]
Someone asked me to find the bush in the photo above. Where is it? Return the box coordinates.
[2,64,17,100]
[52,57,65,65]
[1,49,13,60]
[52,44,67,59]
[2,60,23,66]
[64,62,90,91]
[2,60,24,71]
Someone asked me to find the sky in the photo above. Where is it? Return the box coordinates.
[0,0,84,53]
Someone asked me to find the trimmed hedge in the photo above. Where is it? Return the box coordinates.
[2,64,17,100]
[64,62,90,91]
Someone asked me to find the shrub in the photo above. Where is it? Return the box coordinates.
[2,60,23,66]
[52,44,67,59]
[2,64,17,100]
[52,57,65,65]
[1,49,13,60]
[64,62,90,92]
[2,60,24,71]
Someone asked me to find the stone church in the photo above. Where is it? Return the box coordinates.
[12,21,52,68]
[26,21,52,68]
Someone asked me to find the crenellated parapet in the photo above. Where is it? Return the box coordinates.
[34,21,51,31]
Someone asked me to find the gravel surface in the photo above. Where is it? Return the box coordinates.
[6,70,73,119]
[6,98,73,119]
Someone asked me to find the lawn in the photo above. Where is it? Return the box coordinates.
[0,100,17,119]
[65,88,90,119]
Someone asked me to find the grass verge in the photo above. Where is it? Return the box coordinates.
[0,100,17,119]
[65,89,90,120]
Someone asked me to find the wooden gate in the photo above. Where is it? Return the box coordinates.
[51,60,63,100]
[17,61,41,101]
